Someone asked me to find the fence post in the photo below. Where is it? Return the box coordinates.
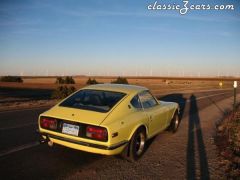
[233,81,237,112]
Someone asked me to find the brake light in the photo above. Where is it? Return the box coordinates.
[86,126,108,141]
[40,117,57,130]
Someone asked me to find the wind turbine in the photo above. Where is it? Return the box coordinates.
[150,65,153,76]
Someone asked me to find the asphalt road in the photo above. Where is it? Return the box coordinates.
[0,87,53,103]
[0,89,239,179]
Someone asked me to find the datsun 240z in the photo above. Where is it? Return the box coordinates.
[38,84,180,161]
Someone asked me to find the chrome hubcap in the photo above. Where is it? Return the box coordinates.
[175,116,179,128]
[135,132,145,155]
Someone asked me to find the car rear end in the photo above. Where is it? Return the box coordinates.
[38,116,120,155]
[38,88,128,155]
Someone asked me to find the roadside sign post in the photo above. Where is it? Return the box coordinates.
[233,81,237,112]
[219,82,223,89]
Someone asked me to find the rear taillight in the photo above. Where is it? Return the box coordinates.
[86,126,108,141]
[40,117,57,130]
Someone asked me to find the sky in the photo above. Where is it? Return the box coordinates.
[0,0,240,77]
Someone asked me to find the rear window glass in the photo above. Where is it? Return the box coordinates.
[59,89,126,112]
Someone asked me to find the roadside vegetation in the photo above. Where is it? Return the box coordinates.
[216,105,240,178]
[86,78,99,85]
[0,76,23,83]
[55,76,75,84]
[111,77,128,84]
[51,86,76,99]
[86,77,129,85]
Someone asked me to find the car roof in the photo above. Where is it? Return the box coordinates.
[82,83,148,94]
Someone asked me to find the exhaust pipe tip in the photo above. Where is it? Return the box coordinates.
[39,139,46,144]
[37,131,53,147]
[48,140,54,147]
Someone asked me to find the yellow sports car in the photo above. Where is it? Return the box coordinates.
[38,84,180,161]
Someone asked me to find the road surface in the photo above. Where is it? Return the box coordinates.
[0,89,239,179]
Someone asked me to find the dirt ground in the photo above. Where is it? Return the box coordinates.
[0,76,235,91]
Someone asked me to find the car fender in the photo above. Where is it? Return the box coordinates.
[169,103,180,119]
[127,124,149,141]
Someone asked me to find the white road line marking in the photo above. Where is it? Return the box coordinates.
[0,142,40,157]
[0,122,37,131]
[186,92,231,102]
[155,88,233,96]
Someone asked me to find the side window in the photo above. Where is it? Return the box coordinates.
[139,91,158,109]
[130,95,142,109]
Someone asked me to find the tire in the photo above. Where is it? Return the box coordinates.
[169,112,180,133]
[127,127,146,161]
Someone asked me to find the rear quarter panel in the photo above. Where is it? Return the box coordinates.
[101,95,149,145]
[160,101,179,127]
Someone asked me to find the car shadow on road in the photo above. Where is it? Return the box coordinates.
[158,93,187,120]
[187,94,209,180]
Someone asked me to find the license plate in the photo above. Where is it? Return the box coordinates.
[62,123,79,136]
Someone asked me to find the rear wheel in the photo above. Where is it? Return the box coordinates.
[169,112,180,133]
[128,127,146,161]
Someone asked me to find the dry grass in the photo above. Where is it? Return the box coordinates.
[0,76,234,96]
[216,107,240,178]
[0,76,237,112]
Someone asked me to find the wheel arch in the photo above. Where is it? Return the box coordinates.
[170,104,180,120]
[128,124,148,141]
